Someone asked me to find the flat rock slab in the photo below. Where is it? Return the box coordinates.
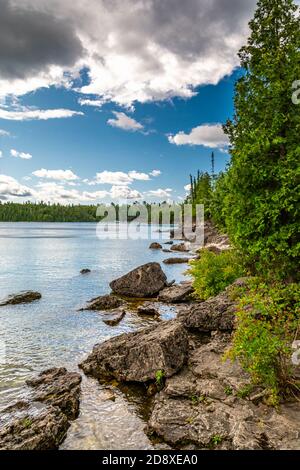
[137,302,160,316]
[158,284,194,303]
[0,368,81,450]
[0,291,41,306]
[26,367,82,420]
[103,310,126,326]
[79,320,188,383]
[109,262,167,298]
[82,294,125,311]
[171,243,189,252]
[163,257,191,265]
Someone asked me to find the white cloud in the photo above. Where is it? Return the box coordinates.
[32,168,79,181]
[184,184,191,191]
[128,170,150,181]
[11,149,32,160]
[78,98,105,108]
[148,188,173,199]
[0,129,10,136]
[0,107,83,121]
[168,124,229,149]
[150,170,161,177]
[107,112,143,131]
[0,174,33,199]
[110,185,142,200]
[0,151,3,158]
[0,1,258,108]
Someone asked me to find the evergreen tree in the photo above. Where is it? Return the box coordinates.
[223,0,300,279]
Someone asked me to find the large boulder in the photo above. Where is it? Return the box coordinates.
[178,290,236,332]
[171,243,189,253]
[109,262,167,298]
[149,242,162,250]
[0,368,81,450]
[158,284,194,303]
[0,291,41,306]
[79,320,188,383]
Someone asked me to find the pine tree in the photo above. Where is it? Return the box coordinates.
[223,0,300,279]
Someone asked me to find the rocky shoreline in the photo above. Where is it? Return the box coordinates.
[1,222,299,450]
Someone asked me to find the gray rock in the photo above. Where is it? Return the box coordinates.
[109,262,167,298]
[137,302,160,316]
[178,290,236,331]
[80,268,91,274]
[103,310,126,326]
[0,291,41,306]
[158,284,194,303]
[26,367,82,420]
[79,320,188,383]
[171,243,189,252]
[0,368,81,450]
[163,257,191,265]
[149,242,162,250]
[82,294,124,311]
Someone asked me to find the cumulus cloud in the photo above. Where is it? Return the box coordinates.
[0,151,3,158]
[78,98,105,108]
[0,0,258,106]
[11,148,32,159]
[32,168,79,181]
[0,129,10,136]
[184,184,191,191]
[90,170,153,186]
[0,106,83,121]
[107,112,144,131]
[168,124,229,149]
[0,174,33,199]
[110,185,142,200]
[148,188,173,199]
[150,170,161,177]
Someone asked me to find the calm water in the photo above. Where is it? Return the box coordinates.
[0,222,189,449]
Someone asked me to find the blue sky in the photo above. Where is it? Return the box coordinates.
[0,0,259,204]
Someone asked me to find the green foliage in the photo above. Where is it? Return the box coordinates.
[155,370,165,387]
[188,249,245,300]
[224,386,233,396]
[226,280,300,404]
[221,0,300,280]
[209,435,223,447]
[186,171,213,217]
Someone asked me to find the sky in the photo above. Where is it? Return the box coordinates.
[0,0,260,205]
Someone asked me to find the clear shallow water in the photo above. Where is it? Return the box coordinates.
[0,222,189,449]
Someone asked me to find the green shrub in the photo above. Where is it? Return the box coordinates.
[188,249,245,300]
[226,280,300,405]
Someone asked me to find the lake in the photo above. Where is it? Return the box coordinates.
[0,222,189,449]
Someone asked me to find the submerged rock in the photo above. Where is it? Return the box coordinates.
[0,368,81,450]
[0,291,41,306]
[109,262,167,298]
[79,320,188,383]
[149,242,162,250]
[103,310,126,326]
[82,294,125,311]
[158,284,194,303]
[163,257,191,265]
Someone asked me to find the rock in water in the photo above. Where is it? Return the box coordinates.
[0,401,69,451]
[109,262,167,298]
[158,284,194,303]
[103,310,126,326]
[26,367,82,420]
[80,268,91,274]
[82,294,124,311]
[171,243,189,252]
[163,257,190,265]
[149,242,162,250]
[0,368,81,450]
[0,291,41,306]
[79,320,188,382]
[137,302,160,316]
